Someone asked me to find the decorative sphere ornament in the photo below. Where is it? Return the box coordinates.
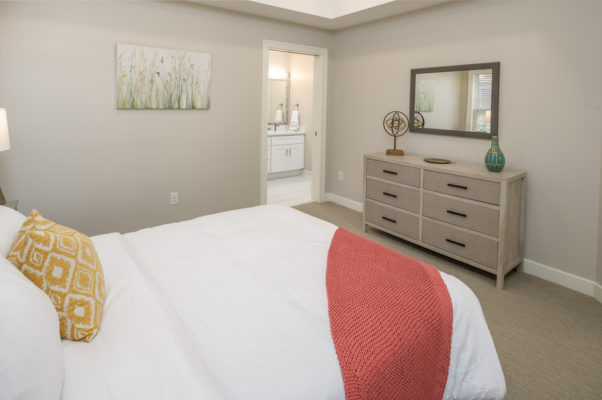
[412,111,425,128]
[382,111,409,156]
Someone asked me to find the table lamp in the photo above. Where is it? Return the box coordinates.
[0,108,11,205]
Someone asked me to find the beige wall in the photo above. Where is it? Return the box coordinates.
[268,50,290,74]
[328,1,602,281]
[0,1,332,235]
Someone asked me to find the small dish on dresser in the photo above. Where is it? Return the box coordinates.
[424,158,451,164]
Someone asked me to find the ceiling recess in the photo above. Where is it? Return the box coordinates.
[192,0,451,30]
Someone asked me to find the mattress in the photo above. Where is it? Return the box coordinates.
[61,205,505,400]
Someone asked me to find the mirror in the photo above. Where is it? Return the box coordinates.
[268,78,290,124]
[410,62,499,139]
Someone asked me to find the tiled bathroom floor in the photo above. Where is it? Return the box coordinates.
[267,173,312,206]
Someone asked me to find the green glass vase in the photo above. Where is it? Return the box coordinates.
[485,136,505,172]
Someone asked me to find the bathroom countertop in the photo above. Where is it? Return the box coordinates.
[268,131,306,137]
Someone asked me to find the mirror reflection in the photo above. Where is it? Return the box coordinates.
[414,69,492,133]
[268,78,289,124]
[410,62,499,139]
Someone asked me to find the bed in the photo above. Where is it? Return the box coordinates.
[1,204,505,400]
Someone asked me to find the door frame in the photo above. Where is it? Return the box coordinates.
[260,40,328,204]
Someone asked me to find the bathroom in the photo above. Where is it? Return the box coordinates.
[266,50,314,206]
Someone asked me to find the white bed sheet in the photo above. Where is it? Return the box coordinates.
[62,205,505,400]
[61,233,225,400]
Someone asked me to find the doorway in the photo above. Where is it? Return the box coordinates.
[260,40,328,206]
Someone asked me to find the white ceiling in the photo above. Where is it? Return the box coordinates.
[193,0,451,30]
[250,0,396,19]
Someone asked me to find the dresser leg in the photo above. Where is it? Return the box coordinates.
[496,273,505,290]
[363,223,368,232]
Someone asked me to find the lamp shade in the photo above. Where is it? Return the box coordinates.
[0,108,10,152]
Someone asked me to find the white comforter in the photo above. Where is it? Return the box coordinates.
[62,205,505,400]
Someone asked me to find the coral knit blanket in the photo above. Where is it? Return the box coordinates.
[326,228,453,400]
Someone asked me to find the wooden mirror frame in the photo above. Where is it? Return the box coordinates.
[409,62,500,139]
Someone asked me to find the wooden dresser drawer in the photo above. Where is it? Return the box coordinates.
[423,192,500,237]
[423,170,500,205]
[365,200,419,240]
[366,178,420,214]
[366,159,420,188]
[422,219,498,269]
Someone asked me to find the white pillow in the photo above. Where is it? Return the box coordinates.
[0,258,64,400]
[0,205,26,257]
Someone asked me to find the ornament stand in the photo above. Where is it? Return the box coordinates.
[386,136,405,156]
[383,111,409,157]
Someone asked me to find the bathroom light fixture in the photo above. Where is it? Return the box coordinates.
[268,69,289,80]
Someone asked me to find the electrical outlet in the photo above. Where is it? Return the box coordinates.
[169,192,179,205]
[338,171,344,182]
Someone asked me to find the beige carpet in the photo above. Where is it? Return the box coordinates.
[294,202,602,400]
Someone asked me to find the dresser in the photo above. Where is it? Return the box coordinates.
[363,153,526,289]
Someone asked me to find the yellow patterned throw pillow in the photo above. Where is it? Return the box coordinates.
[7,210,105,342]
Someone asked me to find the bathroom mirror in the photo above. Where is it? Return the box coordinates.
[268,78,290,124]
[409,62,500,139]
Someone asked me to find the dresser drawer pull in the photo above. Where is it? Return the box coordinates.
[382,192,398,198]
[447,183,468,190]
[382,216,397,224]
[446,210,467,218]
[445,238,466,247]
[382,169,398,175]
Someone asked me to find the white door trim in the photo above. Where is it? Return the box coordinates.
[260,40,328,204]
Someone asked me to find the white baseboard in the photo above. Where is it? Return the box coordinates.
[324,192,363,212]
[521,258,600,300]
[595,283,602,303]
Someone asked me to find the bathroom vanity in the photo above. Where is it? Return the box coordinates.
[267,130,305,175]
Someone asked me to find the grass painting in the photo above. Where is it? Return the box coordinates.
[116,44,211,110]
[415,79,435,113]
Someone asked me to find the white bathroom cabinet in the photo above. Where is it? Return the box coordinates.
[268,134,305,173]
